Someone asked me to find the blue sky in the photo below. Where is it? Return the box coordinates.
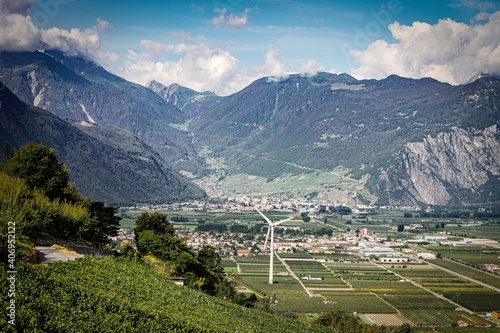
[2,0,499,94]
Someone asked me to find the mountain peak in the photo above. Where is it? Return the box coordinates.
[147,80,219,113]
[465,72,500,84]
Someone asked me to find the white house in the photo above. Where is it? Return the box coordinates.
[379,257,409,264]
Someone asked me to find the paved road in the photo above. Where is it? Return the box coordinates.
[35,246,81,263]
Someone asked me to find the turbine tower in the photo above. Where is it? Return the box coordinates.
[254,206,295,284]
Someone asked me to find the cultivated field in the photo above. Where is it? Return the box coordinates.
[232,253,492,326]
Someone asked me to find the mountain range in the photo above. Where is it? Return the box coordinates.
[0,50,498,207]
[0,81,206,205]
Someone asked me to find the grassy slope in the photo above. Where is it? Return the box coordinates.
[0,257,332,333]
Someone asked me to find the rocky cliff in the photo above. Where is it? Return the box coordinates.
[392,125,500,205]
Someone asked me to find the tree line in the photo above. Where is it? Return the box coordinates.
[0,142,120,262]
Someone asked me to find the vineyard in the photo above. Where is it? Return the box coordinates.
[0,257,333,333]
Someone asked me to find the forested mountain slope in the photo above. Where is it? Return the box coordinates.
[185,73,500,206]
[0,82,206,205]
[0,50,205,174]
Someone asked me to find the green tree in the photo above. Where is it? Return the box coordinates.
[300,212,310,222]
[1,141,13,161]
[83,201,121,248]
[135,212,174,242]
[1,143,70,201]
[332,206,352,215]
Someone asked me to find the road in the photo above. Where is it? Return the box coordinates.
[35,246,81,263]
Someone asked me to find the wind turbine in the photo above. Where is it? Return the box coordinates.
[254,206,295,284]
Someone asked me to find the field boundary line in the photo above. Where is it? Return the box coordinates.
[276,253,318,298]
[369,291,400,314]
[425,260,500,293]
[373,260,475,314]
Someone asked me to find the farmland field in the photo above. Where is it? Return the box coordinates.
[426,245,500,266]
[117,208,500,328]
[443,291,500,312]
[428,259,500,289]
[319,292,397,313]
[361,313,414,326]
[232,254,488,323]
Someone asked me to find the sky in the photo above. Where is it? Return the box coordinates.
[1,0,500,95]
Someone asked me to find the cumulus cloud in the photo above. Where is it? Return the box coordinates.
[253,47,327,80]
[114,37,245,95]
[0,13,41,51]
[114,39,327,96]
[0,0,112,62]
[36,18,112,60]
[254,47,288,78]
[211,8,250,28]
[351,12,500,84]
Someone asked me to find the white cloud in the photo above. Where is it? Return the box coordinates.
[254,47,328,79]
[254,47,288,78]
[113,39,327,96]
[41,25,101,58]
[0,0,112,62]
[211,8,250,29]
[0,13,41,51]
[351,12,500,84]
[39,19,112,60]
[114,37,245,95]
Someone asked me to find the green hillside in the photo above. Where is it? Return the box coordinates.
[0,257,332,333]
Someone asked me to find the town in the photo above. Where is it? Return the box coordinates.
[113,198,500,273]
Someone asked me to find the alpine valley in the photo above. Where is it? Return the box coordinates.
[1,50,499,207]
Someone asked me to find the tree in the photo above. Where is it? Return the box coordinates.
[197,246,224,277]
[394,323,412,333]
[1,143,70,201]
[300,212,310,222]
[332,206,352,215]
[84,201,121,248]
[397,224,405,232]
[135,212,174,242]
[1,141,13,161]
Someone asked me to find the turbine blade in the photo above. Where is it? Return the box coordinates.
[253,205,273,224]
[273,216,296,226]
[263,227,270,253]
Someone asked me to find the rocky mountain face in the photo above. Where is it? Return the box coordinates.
[0,50,205,174]
[0,82,207,205]
[386,125,499,205]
